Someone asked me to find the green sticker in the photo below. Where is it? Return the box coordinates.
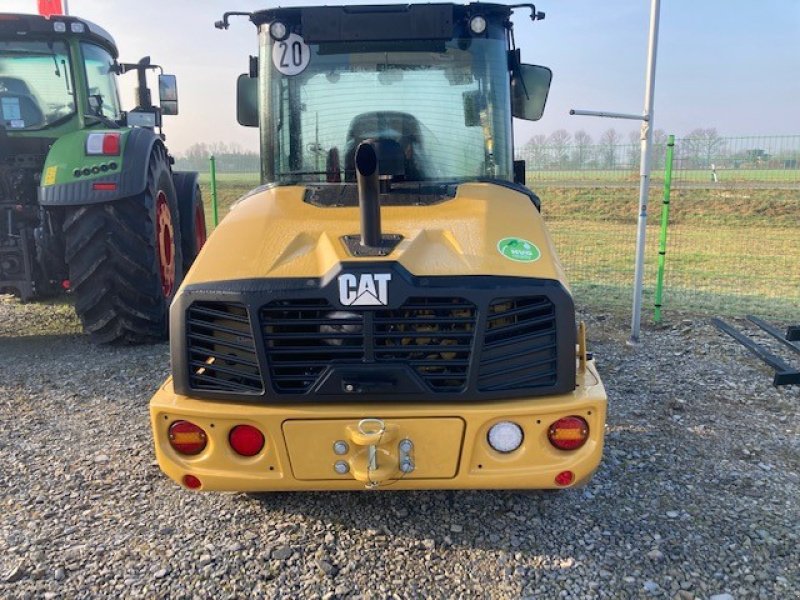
[497,237,541,262]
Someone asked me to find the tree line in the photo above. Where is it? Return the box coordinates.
[518,128,799,170]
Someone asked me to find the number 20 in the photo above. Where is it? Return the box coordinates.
[279,41,304,68]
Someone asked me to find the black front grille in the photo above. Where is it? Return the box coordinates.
[478,296,558,391]
[175,270,575,402]
[374,297,476,392]
[186,302,263,393]
[261,299,365,393]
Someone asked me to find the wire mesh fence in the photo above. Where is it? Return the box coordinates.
[523,134,800,320]
[183,134,800,322]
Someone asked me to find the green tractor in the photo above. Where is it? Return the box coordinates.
[0,13,205,343]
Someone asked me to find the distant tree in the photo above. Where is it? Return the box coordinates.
[682,128,726,168]
[627,130,642,168]
[572,130,593,168]
[547,129,571,168]
[651,129,668,170]
[599,128,621,168]
[522,134,549,168]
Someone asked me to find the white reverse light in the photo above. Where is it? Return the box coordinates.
[53,22,66,33]
[70,22,85,33]
[487,421,524,453]
[469,15,487,35]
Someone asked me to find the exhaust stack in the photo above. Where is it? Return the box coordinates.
[355,142,382,247]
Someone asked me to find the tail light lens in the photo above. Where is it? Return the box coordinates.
[183,474,202,489]
[168,420,207,455]
[229,424,265,457]
[85,132,121,156]
[548,416,589,450]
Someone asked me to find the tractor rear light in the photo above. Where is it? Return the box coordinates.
[555,470,575,486]
[85,132,121,156]
[487,421,524,453]
[92,182,117,191]
[183,474,202,489]
[168,420,207,455]
[548,416,589,450]
[229,424,265,457]
[269,21,288,41]
[469,15,487,35]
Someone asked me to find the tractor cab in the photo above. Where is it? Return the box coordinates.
[228,3,551,186]
[0,13,178,139]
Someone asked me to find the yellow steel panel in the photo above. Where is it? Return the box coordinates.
[282,418,465,481]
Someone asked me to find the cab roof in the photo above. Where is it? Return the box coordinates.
[249,3,515,43]
[0,13,118,57]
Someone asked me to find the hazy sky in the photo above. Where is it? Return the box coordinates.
[4,0,799,154]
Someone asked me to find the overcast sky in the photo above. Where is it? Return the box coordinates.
[4,0,799,154]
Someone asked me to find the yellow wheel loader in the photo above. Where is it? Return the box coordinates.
[150,3,607,492]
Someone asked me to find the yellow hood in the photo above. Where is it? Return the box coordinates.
[184,182,568,286]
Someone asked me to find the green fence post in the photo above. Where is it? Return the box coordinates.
[654,135,675,324]
[209,155,219,227]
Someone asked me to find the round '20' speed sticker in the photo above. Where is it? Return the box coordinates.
[272,33,310,76]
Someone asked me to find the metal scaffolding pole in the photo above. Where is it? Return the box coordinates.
[630,0,661,343]
[571,0,662,343]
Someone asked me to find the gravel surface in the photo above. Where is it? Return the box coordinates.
[1,295,798,599]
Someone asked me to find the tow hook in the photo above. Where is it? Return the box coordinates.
[338,418,415,488]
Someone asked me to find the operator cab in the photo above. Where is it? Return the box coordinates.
[229,3,551,187]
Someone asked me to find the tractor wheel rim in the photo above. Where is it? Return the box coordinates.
[156,191,175,298]
[194,203,207,253]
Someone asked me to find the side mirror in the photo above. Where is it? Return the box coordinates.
[237,74,259,127]
[511,64,552,121]
[158,74,178,116]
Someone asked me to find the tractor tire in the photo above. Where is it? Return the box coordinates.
[173,172,207,274]
[63,145,184,344]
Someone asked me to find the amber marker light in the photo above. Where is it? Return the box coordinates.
[548,416,589,450]
[168,420,208,455]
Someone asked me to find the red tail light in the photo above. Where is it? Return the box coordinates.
[555,470,575,486]
[85,132,121,156]
[168,420,207,455]
[183,474,202,489]
[548,416,589,450]
[229,424,265,457]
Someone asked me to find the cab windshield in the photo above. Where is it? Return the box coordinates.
[263,37,513,184]
[0,40,75,130]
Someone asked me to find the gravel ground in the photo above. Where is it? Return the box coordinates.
[1,295,798,599]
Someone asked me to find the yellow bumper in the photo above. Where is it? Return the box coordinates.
[149,362,607,492]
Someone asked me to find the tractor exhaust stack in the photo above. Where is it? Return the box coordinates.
[355,142,382,248]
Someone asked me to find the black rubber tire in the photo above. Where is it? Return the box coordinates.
[63,145,184,344]
[173,172,206,273]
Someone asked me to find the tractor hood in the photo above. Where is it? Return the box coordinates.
[183,182,569,287]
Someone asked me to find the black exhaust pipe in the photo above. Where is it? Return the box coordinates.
[355,141,382,247]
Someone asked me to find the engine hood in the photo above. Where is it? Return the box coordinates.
[183,182,569,287]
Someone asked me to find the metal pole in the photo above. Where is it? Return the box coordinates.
[209,155,219,227]
[62,0,70,15]
[654,134,675,324]
[629,0,662,343]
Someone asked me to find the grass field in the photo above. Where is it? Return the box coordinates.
[196,177,799,321]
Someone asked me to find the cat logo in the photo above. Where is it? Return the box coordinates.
[338,273,392,306]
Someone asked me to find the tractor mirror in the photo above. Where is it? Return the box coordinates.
[511,64,552,121]
[158,74,179,116]
[237,74,259,127]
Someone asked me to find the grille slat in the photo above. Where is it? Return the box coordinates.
[477,297,559,392]
[186,301,264,394]
[374,297,476,392]
[261,300,365,393]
